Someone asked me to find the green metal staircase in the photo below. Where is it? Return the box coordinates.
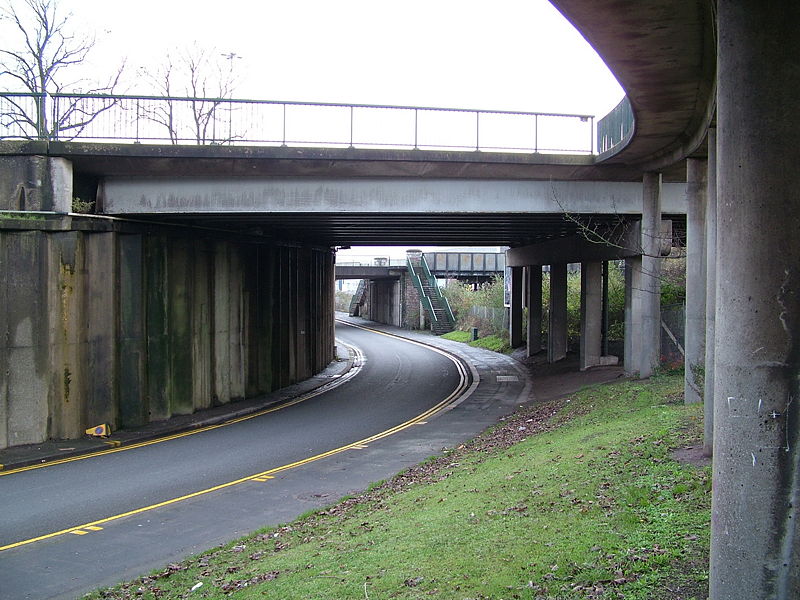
[407,253,456,335]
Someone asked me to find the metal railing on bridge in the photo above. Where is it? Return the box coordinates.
[335,256,407,267]
[0,92,597,154]
[596,96,634,156]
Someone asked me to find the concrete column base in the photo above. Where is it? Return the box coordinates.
[548,264,568,363]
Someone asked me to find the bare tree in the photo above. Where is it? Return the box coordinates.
[0,0,123,140]
[141,45,240,144]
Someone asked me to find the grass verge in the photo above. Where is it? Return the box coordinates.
[441,330,512,354]
[441,330,473,343]
[89,374,709,600]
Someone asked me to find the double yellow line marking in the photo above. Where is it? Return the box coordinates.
[0,322,469,553]
[0,343,365,478]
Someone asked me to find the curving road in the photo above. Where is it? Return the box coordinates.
[0,322,468,600]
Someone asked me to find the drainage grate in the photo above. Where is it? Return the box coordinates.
[496,375,519,382]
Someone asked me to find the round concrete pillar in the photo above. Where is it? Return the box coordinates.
[639,171,662,378]
[703,128,717,457]
[684,159,707,405]
[711,3,800,599]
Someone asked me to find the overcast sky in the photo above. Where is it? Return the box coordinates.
[55,0,624,116]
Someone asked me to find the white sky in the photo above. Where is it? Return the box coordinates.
[4,0,626,258]
[58,0,624,116]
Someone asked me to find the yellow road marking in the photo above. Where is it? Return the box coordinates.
[0,323,468,553]
[0,341,363,478]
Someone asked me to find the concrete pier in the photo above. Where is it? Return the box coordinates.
[638,172,662,378]
[526,266,543,357]
[579,262,602,370]
[624,256,642,377]
[684,159,707,404]
[548,263,568,363]
[710,3,800,598]
[703,128,717,457]
[509,266,524,348]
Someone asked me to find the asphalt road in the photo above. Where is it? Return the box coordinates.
[0,322,467,600]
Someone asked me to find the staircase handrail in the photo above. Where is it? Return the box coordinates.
[407,259,439,322]
[419,254,456,325]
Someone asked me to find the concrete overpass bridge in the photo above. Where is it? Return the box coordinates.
[1,2,797,598]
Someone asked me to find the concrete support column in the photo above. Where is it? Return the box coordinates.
[639,172,662,378]
[509,266,524,348]
[580,262,602,370]
[548,263,567,363]
[526,265,542,357]
[711,4,800,599]
[684,159,707,404]
[624,257,642,376]
[703,128,717,457]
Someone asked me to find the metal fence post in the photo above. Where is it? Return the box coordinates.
[282,103,287,146]
[414,109,419,150]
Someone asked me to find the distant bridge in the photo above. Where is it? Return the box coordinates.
[335,251,506,282]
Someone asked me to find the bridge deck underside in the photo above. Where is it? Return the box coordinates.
[140,212,686,247]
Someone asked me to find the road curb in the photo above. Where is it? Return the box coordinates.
[0,341,356,474]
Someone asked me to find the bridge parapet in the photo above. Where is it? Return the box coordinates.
[0,92,596,154]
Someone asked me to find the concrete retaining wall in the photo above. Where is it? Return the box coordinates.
[0,217,335,449]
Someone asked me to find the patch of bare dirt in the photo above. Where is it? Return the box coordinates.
[671,444,711,468]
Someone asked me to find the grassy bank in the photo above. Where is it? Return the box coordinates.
[441,330,512,354]
[90,374,709,600]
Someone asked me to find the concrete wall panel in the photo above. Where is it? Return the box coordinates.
[48,231,83,440]
[145,236,171,421]
[212,241,231,405]
[119,234,146,428]
[168,239,194,416]
[3,232,49,445]
[83,232,117,427]
[191,240,212,411]
[228,245,246,400]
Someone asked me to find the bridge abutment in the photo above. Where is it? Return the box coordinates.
[0,216,335,450]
